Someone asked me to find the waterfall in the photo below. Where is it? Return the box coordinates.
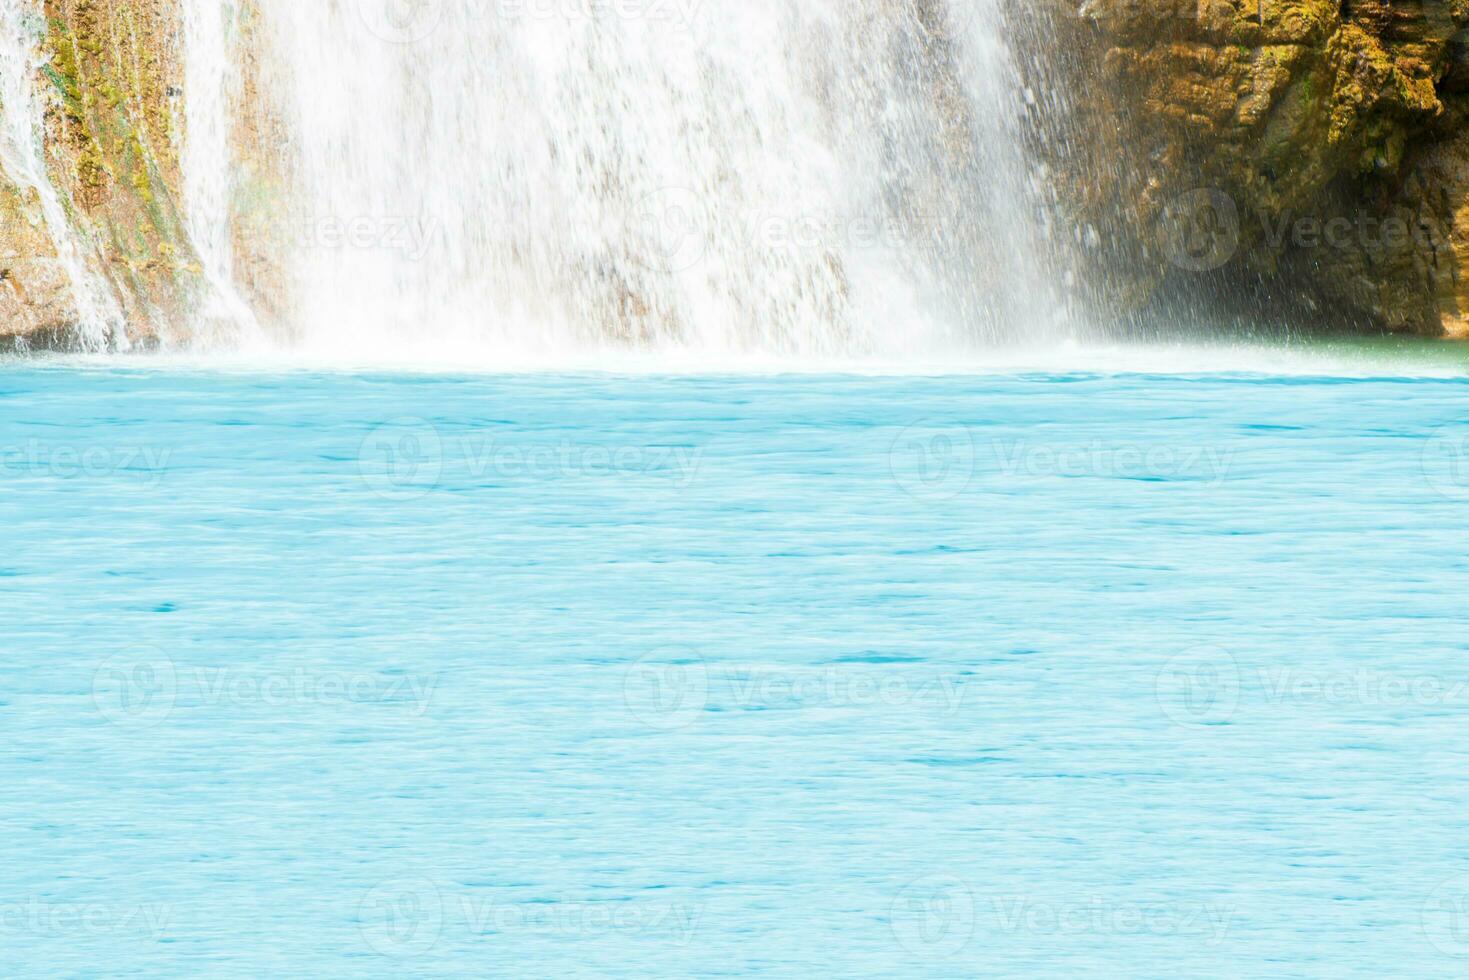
[181,0,262,347]
[200,0,1069,358]
[0,1,125,350]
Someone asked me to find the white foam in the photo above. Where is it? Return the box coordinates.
[28,330,1467,380]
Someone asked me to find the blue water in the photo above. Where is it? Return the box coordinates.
[5,363,1469,977]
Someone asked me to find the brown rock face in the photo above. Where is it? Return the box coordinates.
[1410,134,1469,336]
[0,0,196,352]
[0,179,69,345]
[1046,0,1469,336]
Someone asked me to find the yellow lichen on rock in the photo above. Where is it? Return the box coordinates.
[0,0,195,350]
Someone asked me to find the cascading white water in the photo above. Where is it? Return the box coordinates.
[203,0,1069,358]
[0,1,125,350]
[181,0,262,347]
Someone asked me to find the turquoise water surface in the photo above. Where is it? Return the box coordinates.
[5,363,1469,977]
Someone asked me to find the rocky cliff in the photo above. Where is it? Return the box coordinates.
[1048,0,1469,337]
[0,0,199,352]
